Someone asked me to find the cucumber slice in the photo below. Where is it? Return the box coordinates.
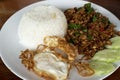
[92,49,120,63]
[106,36,120,49]
[89,60,115,75]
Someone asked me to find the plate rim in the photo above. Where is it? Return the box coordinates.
[0,0,120,80]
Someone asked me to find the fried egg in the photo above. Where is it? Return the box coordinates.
[33,51,69,80]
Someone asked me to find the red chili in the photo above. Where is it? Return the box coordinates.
[89,26,94,29]
[99,27,104,32]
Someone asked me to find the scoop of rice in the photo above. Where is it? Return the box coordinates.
[18,5,67,49]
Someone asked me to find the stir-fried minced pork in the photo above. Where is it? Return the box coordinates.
[64,3,120,59]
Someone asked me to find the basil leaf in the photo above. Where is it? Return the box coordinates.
[87,34,92,40]
[68,23,82,29]
[74,31,80,36]
[84,3,93,13]
[68,38,74,44]
[92,15,97,22]
[83,28,88,32]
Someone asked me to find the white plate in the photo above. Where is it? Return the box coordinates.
[0,0,120,80]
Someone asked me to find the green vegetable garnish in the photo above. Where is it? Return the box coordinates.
[101,17,106,23]
[78,7,82,11]
[108,20,111,25]
[92,15,97,22]
[74,31,80,36]
[84,3,93,13]
[83,28,88,32]
[68,38,74,44]
[68,23,82,29]
[87,34,92,40]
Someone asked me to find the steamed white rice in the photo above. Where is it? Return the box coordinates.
[18,5,67,49]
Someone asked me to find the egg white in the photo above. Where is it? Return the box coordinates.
[33,51,69,80]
